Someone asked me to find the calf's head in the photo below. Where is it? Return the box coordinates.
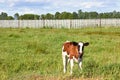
[78,42,89,57]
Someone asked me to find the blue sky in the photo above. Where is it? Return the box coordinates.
[0,0,120,16]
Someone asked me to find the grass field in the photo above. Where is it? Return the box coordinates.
[0,27,120,80]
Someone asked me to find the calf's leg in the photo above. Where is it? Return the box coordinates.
[78,58,82,70]
[70,59,74,74]
[62,52,67,73]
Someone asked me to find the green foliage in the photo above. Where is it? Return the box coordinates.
[55,12,61,19]
[58,12,73,19]
[7,16,14,20]
[0,12,14,20]
[72,12,78,19]
[14,13,19,20]
[45,13,54,19]
[20,14,40,20]
[0,27,120,80]
[1,10,120,20]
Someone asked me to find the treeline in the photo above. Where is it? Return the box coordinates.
[0,12,14,20]
[0,10,120,20]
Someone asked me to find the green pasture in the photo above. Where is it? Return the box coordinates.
[0,27,120,80]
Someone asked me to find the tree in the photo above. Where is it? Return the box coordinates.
[41,14,46,19]
[55,12,61,19]
[112,10,117,18]
[60,12,73,19]
[7,16,14,20]
[84,12,89,19]
[19,14,40,20]
[45,13,54,19]
[78,9,83,19]
[89,12,98,19]
[72,12,78,19]
[14,13,19,20]
[34,15,40,20]
[0,12,8,20]
[116,12,120,18]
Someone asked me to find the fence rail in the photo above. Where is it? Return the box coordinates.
[0,19,120,28]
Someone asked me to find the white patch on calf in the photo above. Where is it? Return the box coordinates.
[79,61,82,70]
[73,56,78,63]
[62,46,68,73]
[70,59,74,74]
[78,42,84,53]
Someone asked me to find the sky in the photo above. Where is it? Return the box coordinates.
[0,0,120,16]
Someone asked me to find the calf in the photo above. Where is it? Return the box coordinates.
[62,41,89,74]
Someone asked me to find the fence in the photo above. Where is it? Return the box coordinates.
[0,19,120,28]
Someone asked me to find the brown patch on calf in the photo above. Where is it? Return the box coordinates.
[63,42,79,59]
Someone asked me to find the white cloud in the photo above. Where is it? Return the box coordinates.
[20,8,37,14]
[81,1,104,8]
[46,0,104,12]
[0,1,4,3]
[9,3,15,7]
[15,7,42,15]
[25,0,41,2]
[0,9,6,13]
[0,0,120,16]
[0,0,19,7]
[25,0,51,3]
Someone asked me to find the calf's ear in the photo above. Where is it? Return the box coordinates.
[84,42,89,46]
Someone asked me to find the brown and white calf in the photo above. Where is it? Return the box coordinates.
[62,41,89,74]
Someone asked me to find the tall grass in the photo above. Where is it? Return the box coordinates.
[0,27,120,80]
